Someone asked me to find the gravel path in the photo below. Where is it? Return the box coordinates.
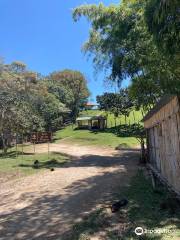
[0,143,139,240]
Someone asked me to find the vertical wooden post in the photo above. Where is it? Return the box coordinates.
[15,133,18,158]
[33,141,36,159]
[48,141,50,160]
[146,129,150,163]
[1,133,7,155]
[21,134,24,160]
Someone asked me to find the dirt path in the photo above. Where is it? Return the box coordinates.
[25,142,126,157]
[0,143,139,240]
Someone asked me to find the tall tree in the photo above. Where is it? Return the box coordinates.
[145,0,180,58]
[48,70,90,122]
[97,89,133,124]
[0,61,70,151]
[73,0,179,110]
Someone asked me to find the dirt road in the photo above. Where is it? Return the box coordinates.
[0,143,139,240]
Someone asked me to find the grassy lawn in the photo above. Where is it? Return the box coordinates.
[55,109,143,148]
[0,150,70,181]
[68,171,180,240]
[55,125,139,148]
[80,109,143,127]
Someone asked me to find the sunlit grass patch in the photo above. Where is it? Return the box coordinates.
[0,150,70,181]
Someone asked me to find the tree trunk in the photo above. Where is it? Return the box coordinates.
[114,118,117,127]
[1,133,7,154]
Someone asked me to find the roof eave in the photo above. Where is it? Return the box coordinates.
[143,95,176,122]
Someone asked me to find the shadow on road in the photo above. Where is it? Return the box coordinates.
[1,148,179,240]
[0,150,140,240]
[17,149,140,170]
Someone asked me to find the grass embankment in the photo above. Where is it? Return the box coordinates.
[0,150,69,181]
[80,109,144,127]
[55,126,139,148]
[68,171,180,240]
[55,109,143,148]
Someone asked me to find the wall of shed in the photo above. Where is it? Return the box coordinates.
[145,97,180,194]
[77,120,89,129]
[144,96,180,129]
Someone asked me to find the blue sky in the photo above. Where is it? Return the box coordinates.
[0,0,126,102]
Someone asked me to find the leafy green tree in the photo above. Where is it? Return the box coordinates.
[129,76,162,112]
[0,89,44,152]
[48,70,90,122]
[73,0,179,110]
[119,88,133,124]
[10,61,26,73]
[97,93,115,113]
[145,0,180,58]
[97,89,133,125]
[0,60,90,152]
[35,92,69,131]
[0,61,71,152]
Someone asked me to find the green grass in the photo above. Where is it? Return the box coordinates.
[80,109,144,127]
[55,125,139,148]
[0,150,70,180]
[115,171,180,239]
[55,109,143,148]
[68,171,180,240]
[0,110,143,179]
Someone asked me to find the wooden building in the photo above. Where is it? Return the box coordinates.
[76,116,107,130]
[143,95,180,195]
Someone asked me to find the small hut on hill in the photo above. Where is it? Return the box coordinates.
[76,115,107,130]
[143,95,180,195]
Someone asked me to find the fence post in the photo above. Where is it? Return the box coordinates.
[16,133,18,158]
[21,134,24,160]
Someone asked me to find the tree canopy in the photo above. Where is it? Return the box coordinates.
[97,89,133,120]
[46,69,90,122]
[145,0,180,58]
[73,0,180,110]
[0,61,89,151]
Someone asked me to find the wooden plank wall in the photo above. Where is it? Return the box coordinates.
[146,97,180,194]
[144,96,179,129]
